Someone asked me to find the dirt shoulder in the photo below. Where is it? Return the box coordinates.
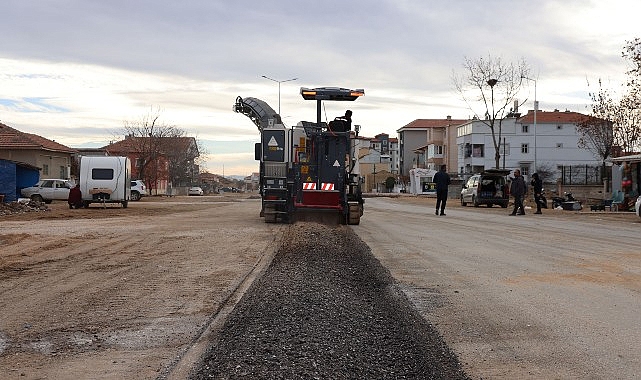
[1,193,637,379]
[0,194,284,380]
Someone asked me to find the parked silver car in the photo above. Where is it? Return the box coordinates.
[460,169,510,208]
[21,179,75,203]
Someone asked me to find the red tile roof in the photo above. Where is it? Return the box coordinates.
[0,122,76,153]
[398,118,469,130]
[518,110,592,124]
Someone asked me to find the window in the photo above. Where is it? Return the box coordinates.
[435,145,443,155]
[92,168,114,180]
[501,142,510,156]
[522,125,529,133]
[556,143,563,148]
[472,144,484,157]
[521,143,529,154]
[59,166,66,178]
[42,163,49,175]
[521,166,530,176]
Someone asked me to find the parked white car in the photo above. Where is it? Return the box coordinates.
[21,179,75,203]
[188,186,204,196]
[130,180,148,201]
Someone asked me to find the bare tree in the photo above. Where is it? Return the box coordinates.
[454,55,531,168]
[615,92,641,153]
[122,106,198,193]
[582,38,641,157]
[575,113,614,163]
[165,136,201,187]
[575,82,616,186]
[621,38,641,152]
[622,37,641,101]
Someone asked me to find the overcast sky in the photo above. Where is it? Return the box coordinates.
[1,0,638,176]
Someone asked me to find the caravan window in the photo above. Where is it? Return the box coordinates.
[92,168,114,180]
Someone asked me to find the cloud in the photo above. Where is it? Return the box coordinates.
[1,0,638,175]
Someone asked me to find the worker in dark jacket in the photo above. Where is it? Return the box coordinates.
[530,172,543,214]
[68,184,82,209]
[509,169,527,215]
[433,164,451,216]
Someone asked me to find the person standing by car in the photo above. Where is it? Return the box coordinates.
[531,172,543,214]
[434,164,451,216]
[509,169,527,215]
[68,183,82,209]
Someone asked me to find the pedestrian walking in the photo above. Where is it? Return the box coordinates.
[433,164,451,216]
[531,172,543,214]
[509,169,527,215]
[68,183,82,209]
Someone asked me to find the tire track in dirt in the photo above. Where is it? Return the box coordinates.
[0,197,284,379]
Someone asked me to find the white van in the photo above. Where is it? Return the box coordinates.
[79,156,131,208]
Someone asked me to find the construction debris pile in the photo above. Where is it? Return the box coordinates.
[0,200,49,216]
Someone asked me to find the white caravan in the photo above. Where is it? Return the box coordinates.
[79,156,131,208]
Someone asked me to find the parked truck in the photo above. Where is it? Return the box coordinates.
[233,86,365,224]
[79,156,131,208]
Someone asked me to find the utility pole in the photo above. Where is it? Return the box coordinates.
[522,76,538,173]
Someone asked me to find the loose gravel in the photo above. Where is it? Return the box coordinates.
[190,223,469,379]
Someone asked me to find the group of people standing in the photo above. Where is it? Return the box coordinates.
[509,170,544,215]
[432,166,545,216]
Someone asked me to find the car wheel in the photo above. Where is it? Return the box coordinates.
[131,191,141,201]
[461,195,467,207]
[31,194,44,203]
[486,203,492,208]
[500,202,508,208]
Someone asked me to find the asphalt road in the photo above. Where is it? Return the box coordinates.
[352,197,641,379]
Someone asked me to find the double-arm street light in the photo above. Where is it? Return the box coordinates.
[522,76,538,172]
[261,75,298,115]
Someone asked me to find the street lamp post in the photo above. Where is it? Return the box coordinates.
[261,75,298,115]
[487,78,498,169]
[522,76,538,173]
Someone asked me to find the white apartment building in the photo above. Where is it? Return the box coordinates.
[457,109,602,179]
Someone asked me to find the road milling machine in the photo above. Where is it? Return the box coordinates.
[233,87,365,224]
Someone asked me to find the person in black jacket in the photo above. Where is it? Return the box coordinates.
[509,169,527,215]
[531,172,543,214]
[433,165,451,216]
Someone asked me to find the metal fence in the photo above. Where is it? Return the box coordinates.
[560,165,608,185]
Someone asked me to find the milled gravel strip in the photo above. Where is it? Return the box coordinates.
[190,223,469,379]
